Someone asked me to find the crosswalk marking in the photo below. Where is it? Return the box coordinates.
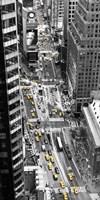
[54,186,86,193]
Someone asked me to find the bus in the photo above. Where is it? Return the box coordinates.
[56,136,63,151]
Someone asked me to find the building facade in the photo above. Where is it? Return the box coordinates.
[67,0,78,26]
[67,0,100,112]
[50,0,64,33]
[0,0,24,199]
[82,99,100,176]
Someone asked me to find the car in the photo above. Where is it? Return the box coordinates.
[58,188,62,194]
[53,173,58,180]
[34,131,38,136]
[37,119,41,124]
[63,192,69,200]
[59,112,63,117]
[30,95,33,99]
[73,186,78,195]
[38,131,42,137]
[60,181,65,189]
[27,95,30,100]
[27,122,34,129]
[53,108,58,114]
[50,156,55,163]
[48,162,52,170]
[31,112,35,118]
[44,138,48,144]
[42,108,45,113]
[27,94,33,100]
[48,150,52,156]
[31,101,35,105]
[45,153,50,161]
[49,112,52,117]
[35,136,39,142]
[41,144,46,151]
[41,129,45,135]
[68,173,74,181]
[23,86,30,90]
[55,167,60,174]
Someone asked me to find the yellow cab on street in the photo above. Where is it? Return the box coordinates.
[45,153,50,161]
[59,111,63,117]
[60,181,65,189]
[31,112,35,118]
[27,95,33,100]
[50,156,55,163]
[68,173,74,181]
[35,136,39,142]
[73,186,78,195]
[27,122,34,129]
[53,173,58,180]
[48,162,52,170]
[23,86,30,90]
[31,101,35,106]
[38,131,42,137]
[63,192,69,200]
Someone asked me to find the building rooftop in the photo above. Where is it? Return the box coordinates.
[83,100,100,147]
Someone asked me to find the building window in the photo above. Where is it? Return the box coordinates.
[3,18,16,29]
[2,3,15,14]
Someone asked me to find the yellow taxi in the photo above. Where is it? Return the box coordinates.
[27,122,33,129]
[60,181,65,189]
[23,86,30,90]
[53,173,58,180]
[59,112,63,117]
[27,95,33,100]
[27,95,30,100]
[45,153,50,161]
[31,101,35,106]
[53,108,58,114]
[48,162,52,170]
[38,131,42,137]
[35,136,39,142]
[73,186,78,195]
[63,192,68,200]
[50,156,55,163]
[32,80,40,83]
[68,173,74,181]
[31,112,35,118]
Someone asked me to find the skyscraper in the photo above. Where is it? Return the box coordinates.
[51,0,64,33]
[67,0,100,112]
[0,1,24,200]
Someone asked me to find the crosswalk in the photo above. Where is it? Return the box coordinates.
[54,186,86,194]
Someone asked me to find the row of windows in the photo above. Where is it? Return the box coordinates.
[69,1,77,5]
[69,14,74,19]
[2,3,15,14]
[77,85,97,90]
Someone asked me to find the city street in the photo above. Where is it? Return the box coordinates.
[20,1,100,200]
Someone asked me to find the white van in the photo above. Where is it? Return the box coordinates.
[41,145,46,151]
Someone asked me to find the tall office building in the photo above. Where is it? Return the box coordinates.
[51,0,64,33]
[0,1,24,200]
[59,0,77,83]
[67,0,100,112]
